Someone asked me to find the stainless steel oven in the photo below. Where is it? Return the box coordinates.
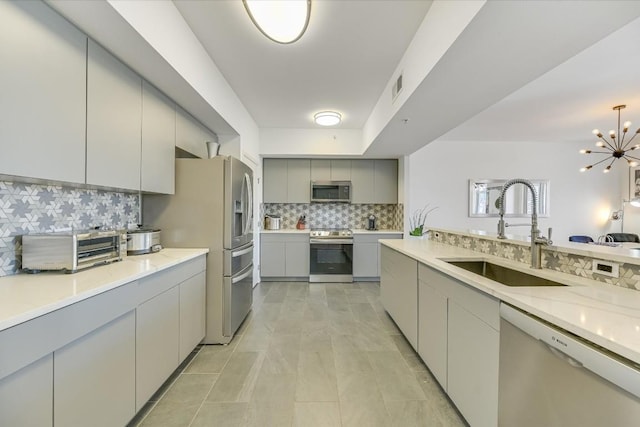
[309,229,353,282]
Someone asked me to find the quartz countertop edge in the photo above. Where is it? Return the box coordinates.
[380,238,640,365]
[260,229,310,234]
[260,229,402,234]
[0,248,209,332]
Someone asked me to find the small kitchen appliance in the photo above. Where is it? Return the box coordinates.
[367,214,377,230]
[22,229,127,273]
[264,214,282,230]
[126,228,162,255]
[311,181,351,203]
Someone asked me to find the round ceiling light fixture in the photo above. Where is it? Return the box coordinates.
[243,0,311,44]
[314,111,342,126]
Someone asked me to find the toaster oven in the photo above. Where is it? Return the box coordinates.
[22,229,127,273]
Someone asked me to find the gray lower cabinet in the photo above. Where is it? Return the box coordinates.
[142,80,176,194]
[380,246,418,349]
[261,233,309,278]
[87,39,142,191]
[0,0,86,184]
[179,272,206,362]
[417,262,500,427]
[54,311,136,427]
[0,354,53,427]
[136,287,180,411]
[353,233,402,278]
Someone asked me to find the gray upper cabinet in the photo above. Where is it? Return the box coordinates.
[142,81,175,194]
[351,160,375,203]
[176,106,210,159]
[374,160,398,204]
[0,1,86,184]
[287,159,311,203]
[263,159,310,203]
[263,159,288,203]
[87,40,142,191]
[311,160,351,181]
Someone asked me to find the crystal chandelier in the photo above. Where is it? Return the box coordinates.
[580,105,640,173]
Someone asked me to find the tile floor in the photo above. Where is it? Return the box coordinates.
[129,281,467,427]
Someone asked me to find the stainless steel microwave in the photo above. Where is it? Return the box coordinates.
[311,181,351,203]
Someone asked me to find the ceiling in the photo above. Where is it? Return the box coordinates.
[173,0,432,129]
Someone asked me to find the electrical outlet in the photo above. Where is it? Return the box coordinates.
[592,259,619,278]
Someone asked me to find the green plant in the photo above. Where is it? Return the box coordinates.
[409,204,438,236]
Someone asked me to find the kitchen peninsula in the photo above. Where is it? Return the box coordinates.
[380,230,640,426]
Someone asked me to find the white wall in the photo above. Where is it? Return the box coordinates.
[408,140,624,242]
[260,128,363,157]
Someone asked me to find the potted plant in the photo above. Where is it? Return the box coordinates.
[409,204,438,237]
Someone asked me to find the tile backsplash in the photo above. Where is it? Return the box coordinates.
[262,203,403,230]
[0,180,139,276]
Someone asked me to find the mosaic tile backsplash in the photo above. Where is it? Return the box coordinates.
[0,180,139,276]
[429,230,640,291]
[262,203,403,231]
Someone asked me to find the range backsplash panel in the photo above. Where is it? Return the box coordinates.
[262,203,403,231]
[0,180,139,276]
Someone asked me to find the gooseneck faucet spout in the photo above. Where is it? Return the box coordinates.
[496,179,552,269]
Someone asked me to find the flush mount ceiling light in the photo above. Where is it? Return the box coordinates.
[314,111,341,126]
[242,0,311,44]
[580,105,640,173]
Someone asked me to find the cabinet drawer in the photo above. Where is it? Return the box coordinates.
[138,255,206,303]
[419,263,499,330]
[261,233,309,243]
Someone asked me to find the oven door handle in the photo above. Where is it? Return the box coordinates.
[310,239,354,244]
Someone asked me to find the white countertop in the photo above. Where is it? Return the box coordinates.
[380,238,640,365]
[260,229,310,234]
[260,229,402,234]
[0,248,208,332]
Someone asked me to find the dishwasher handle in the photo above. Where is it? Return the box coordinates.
[544,342,584,368]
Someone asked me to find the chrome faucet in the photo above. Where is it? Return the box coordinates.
[496,178,552,269]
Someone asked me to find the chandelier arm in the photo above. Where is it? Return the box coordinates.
[624,154,640,161]
[621,133,639,150]
[588,156,616,168]
[599,136,617,151]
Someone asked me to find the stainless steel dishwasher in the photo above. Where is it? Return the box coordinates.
[499,303,640,426]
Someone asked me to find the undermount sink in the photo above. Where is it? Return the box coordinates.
[445,260,567,287]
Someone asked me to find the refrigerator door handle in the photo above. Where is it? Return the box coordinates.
[232,265,253,284]
[232,245,253,258]
[243,172,253,235]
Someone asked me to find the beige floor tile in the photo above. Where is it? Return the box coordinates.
[295,350,338,402]
[367,351,414,377]
[138,400,200,426]
[293,402,341,427]
[333,350,373,374]
[300,330,332,352]
[385,400,443,427]
[185,344,236,374]
[337,371,384,402]
[251,371,297,402]
[376,370,427,402]
[340,398,392,427]
[243,400,294,427]
[190,402,248,427]
[206,352,263,402]
[160,373,218,404]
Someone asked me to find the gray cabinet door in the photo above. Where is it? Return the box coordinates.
[87,40,142,191]
[179,272,206,362]
[0,1,86,184]
[0,354,52,427]
[142,81,175,194]
[285,241,310,276]
[353,242,378,277]
[136,287,180,411]
[54,311,136,427]
[374,160,398,204]
[287,159,311,203]
[261,241,286,276]
[311,159,331,181]
[331,160,352,180]
[448,301,499,427]
[176,105,208,158]
[351,160,375,203]
[418,280,448,389]
[263,159,288,203]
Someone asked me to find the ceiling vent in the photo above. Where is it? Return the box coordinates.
[392,72,403,102]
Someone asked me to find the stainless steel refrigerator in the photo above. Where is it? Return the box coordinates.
[143,156,253,344]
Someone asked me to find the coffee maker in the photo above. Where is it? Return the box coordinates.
[367,214,377,231]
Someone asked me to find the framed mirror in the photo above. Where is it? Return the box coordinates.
[469,179,550,218]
